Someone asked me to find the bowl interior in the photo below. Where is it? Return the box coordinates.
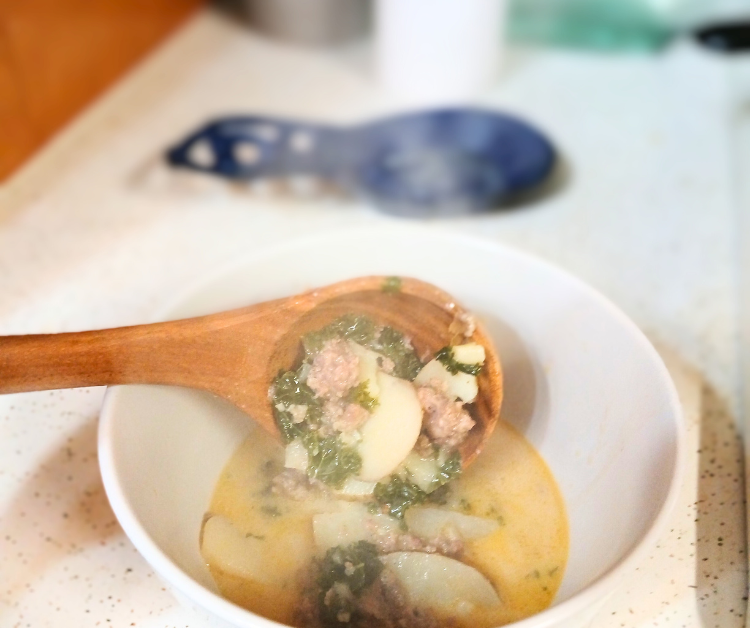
[99,228,682,625]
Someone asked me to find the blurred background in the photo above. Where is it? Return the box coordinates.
[1,0,750,627]
[1,0,749,182]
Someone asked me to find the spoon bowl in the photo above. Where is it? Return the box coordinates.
[0,276,502,465]
[268,277,502,465]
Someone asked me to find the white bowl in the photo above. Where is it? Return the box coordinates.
[98,226,685,628]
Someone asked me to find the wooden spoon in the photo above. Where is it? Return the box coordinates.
[0,276,502,465]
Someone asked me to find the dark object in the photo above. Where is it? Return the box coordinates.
[694,22,750,53]
[166,108,557,216]
[243,0,370,46]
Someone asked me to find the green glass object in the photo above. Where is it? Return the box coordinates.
[508,0,674,52]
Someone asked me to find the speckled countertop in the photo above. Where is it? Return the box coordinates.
[0,8,747,628]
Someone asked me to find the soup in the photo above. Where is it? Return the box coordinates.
[200,313,568,627]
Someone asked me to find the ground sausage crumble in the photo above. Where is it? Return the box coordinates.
[307,339,360,400]
[417,384,475,450]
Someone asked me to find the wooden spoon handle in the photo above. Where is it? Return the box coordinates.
[0,299,290,391]
[0,300,304,436]
[0,320,215,393]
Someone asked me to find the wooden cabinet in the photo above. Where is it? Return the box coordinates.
[0,0,204,181]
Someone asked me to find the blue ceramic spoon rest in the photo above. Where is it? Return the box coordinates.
[166,108,556,216]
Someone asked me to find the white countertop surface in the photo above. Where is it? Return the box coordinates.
[0,8,746,627]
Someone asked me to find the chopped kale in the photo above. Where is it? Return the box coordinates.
[373,326,423,381]
[372,450,461,518]
[484,505,506,526]
[303,314,377,357]
[431,450,462,490]
[271,370,322,442]
[271,370,362,488]
[301,314,423,381]
[373,475,426,519]
[275,408,304,443]
[381,276,402,293]
[317,541,383,627]
[435,346,483,376]
[318,541,383,595]
[335,314,378,345]
[303,432,362,489]
[345,381,379,412]
[261,504,281,518]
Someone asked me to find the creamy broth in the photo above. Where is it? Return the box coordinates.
[203,420,568,627]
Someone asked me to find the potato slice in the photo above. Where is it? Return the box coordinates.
[405,507,499,540]
[201,515,273,584]
[382,552,500,614]
[451,343,485,365]
[284,439,309,471]
[335,477,378,499]
[400,451,442,493]
[414,359,478,403]
[348,341,382,398]
[357,372,422,482]
[313,505,401,551]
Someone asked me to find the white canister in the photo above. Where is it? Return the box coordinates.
[375,0,504,104]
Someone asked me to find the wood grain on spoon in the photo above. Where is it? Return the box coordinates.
[0,276,502,465]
